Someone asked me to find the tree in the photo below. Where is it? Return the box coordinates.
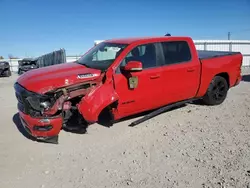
[0,56,4,59]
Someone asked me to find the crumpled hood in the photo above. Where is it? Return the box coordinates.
[17,62,102,94]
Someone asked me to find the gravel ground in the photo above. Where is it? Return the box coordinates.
[1,70,250,188]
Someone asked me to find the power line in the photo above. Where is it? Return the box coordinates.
[197,28,250,40]
[231,28,250,34]
[228,28,250,40]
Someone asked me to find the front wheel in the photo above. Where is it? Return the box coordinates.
[202,76,229,105]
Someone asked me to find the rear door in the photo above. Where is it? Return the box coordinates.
[160,40,201,103]
[113,42,165,118]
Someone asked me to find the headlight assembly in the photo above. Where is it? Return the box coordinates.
[40,101,51,109]
[26,94,55,111]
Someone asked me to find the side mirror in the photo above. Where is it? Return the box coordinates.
[122,61,143,72]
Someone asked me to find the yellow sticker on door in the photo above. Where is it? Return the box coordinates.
[129,76,138,89]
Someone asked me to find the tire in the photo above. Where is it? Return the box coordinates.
[202,76,229,105]
[4,70,11,77]
[18,69,24,75]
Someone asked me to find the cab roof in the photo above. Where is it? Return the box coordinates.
[105,36,191,44]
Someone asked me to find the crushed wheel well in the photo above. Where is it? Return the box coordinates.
[97,101,118,127]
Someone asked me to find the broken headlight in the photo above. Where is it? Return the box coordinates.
[26,94,55,111]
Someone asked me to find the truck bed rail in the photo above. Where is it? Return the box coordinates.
[197,50,241,60]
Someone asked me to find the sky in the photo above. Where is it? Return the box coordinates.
[0,0,250,58]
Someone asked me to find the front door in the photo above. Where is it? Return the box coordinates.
[113,42,164,119]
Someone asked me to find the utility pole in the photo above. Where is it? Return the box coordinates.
[228,32,231,40]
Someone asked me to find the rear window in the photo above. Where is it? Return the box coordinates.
[161,41,192,65]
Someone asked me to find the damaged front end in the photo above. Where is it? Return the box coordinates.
[14,79,100,144]
[18,58,38,75]
[0,61,11,77]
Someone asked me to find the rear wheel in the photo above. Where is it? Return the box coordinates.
[202,76,229,105]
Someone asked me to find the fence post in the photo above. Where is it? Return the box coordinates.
[204,42,207,51]
[229,42,232,52]
[9,58,13,72]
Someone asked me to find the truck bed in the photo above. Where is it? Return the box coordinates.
[197,50,241,60]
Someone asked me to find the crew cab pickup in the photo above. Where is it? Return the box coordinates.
[14,36,242,143]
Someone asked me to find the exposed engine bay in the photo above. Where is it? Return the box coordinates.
[15,79,102,134]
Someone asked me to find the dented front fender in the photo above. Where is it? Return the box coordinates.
[77,81,119,123]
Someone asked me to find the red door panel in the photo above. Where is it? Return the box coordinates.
[161,62,200,104]
[113,42,165,119]
[114,67,163,118]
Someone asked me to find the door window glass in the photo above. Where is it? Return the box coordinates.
[119,43,158,69]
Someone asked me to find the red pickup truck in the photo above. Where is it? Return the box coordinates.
[14,36,242,143]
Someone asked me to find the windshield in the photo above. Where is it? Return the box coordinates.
[76,42,128,71]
